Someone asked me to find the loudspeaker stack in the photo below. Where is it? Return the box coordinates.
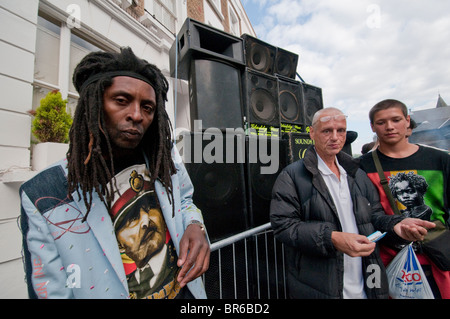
[170,18,245,131]
[170,18,324,243]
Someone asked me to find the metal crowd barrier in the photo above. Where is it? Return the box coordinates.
[203,223,288,299]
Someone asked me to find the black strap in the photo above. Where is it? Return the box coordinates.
[371,150,401,215]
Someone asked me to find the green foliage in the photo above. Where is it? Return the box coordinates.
[31,90,73,143]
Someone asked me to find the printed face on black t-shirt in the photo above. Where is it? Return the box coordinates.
[116,198,166,268]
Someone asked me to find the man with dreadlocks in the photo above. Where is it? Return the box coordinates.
[19,47,210,299]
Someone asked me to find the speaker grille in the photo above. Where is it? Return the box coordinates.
[243,69,280,128]
[189,59,243,130]
[278,76,305,134]
[275,48,299,79]
[246,136,288,227]
[184,133,249,242]
[250,88,277,123]
[301,82,323,126]
[279,89,300,122]
[191,162,240,205]
[242,34,276,75]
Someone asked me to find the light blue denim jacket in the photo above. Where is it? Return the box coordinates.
[20,146,208,299]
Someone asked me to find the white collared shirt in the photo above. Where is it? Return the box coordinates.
[317,153,367,299]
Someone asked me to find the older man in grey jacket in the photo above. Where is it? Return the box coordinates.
[270,107,434,299]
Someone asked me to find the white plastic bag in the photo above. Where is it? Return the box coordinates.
[386,243,434,299]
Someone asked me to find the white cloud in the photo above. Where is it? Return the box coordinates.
[246,0,450,153]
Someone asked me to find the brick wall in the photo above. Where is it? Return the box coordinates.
[124,0,144,18]
[221,0,229,33]
[187,0,204,22]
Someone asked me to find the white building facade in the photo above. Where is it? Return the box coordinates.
[0,0,254,298]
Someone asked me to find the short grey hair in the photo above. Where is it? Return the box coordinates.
[311,107,345,127]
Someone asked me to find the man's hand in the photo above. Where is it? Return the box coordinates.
[393,218,436,242]
[331,232,376,257]
[177,223,210,288]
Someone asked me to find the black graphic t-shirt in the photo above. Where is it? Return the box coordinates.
[108,165,181,299]
[360,146,450,225]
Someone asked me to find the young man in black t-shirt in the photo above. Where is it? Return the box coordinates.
[360,99,450,298]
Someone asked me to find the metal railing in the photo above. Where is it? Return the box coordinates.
[203,223,288,299]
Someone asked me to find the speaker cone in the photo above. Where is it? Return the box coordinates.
[305,98,320,119]
[192,163,238,206]
[276,54,291,77]
[275,48,299,79]
[279,90,299,122]
[302,83,323,125]
[249,43,274,74]
[250,89,277,122]
[242,34,276,76]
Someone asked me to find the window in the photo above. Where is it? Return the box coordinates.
[147,0,177,33]
[33,15,102,114]
[228,4,240,36]
[68,32,102,113]
[33,16,61,115]
[209,0,221,11]
[34,16,60,86]
[205,0,224,24]
[69,32,102,94]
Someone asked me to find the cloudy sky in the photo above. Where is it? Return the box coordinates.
[241,0,450,153]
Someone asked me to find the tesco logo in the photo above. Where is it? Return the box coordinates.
[400,270,422,283]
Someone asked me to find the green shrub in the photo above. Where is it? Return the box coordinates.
[30,90,73,143]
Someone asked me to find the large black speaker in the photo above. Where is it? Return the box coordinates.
[246,136,288,227]
[283,132,313,163]
[275,47,298,79]
[182,132,288,239]
[170,18,245,79]
[278,76,305,133]
[241,34,277,75]
[183,132,249,242]
[189,59,244,131]
[242,68,280,132]
[301,82,323,127]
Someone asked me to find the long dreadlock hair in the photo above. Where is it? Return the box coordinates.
[67,47,176,220]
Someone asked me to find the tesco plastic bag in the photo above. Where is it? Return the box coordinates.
[386,243,434,299]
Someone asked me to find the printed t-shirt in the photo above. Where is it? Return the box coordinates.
[108,164,181,299]
[359,145,450,298]
[360,146,449,225]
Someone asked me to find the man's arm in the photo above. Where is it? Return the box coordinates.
[270,170,337,257]
[20,189,73,298]
[176,223,210,288]
[393,218,435,241]
[331,232,376,257]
